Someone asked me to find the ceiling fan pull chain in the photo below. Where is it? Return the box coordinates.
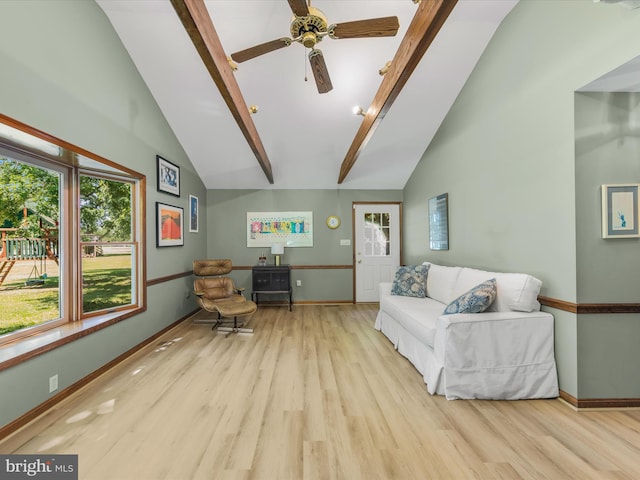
[304,48,308,82]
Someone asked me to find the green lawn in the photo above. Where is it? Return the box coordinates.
[0,255,132,336]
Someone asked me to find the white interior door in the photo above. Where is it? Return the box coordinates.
[354,203,401,302]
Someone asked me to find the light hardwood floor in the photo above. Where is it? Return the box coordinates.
[2,304,640,479]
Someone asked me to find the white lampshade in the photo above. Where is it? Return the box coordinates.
[271,243,285,266]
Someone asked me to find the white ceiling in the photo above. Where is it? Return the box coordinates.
[579,53,640,92]
[96,0,517,190]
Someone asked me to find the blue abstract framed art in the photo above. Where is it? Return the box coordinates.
[602,184,639,238]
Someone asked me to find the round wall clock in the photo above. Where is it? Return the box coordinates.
[326,215,341,229]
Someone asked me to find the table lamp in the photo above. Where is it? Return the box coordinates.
[271,243,285,266]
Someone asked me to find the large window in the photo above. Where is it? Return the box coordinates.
[0,156,64,335]
[0,117,145,342]
[80,174,136,315]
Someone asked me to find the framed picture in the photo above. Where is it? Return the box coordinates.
[602,184,639,238]
[156,202,184,247]
[157,155,180,197]
[189,194,199,233]
[428,193,449,250]
[247,211,313,247]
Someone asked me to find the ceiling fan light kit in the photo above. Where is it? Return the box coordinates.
[230,0,400,94]
[290,6,328,43]
[226,56,238,71]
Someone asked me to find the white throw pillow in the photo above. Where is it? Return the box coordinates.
[425,263,462,304]
[456,267,542,313]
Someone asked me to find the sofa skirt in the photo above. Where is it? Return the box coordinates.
[375,309,559,400]
[375,309,445,396]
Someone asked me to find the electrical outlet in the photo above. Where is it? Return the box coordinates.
[296,280,302,287]
[49,374,58,393]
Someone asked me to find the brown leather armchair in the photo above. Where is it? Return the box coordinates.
[193,259,257,335]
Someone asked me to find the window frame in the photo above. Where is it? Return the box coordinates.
[0,151,70,340]
[0,114,146,349]
[78,170,140,318]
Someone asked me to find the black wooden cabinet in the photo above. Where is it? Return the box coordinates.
[251,265,292,311]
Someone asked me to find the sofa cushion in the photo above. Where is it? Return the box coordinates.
[425,263,462,305]
[443,278,497,315]
[379,294,444,348]
[454,267,542,313]
[391,265,429,298]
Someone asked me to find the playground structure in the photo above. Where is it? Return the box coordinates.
[0,207,61,287]
[0,229,58,287]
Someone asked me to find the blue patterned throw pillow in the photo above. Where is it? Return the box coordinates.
[443,278,497,315]
[391,264,429,298]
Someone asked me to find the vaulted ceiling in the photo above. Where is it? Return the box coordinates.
[96,0,517,189]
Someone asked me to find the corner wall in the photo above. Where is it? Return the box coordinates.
[402,1,640,398]
[575,92,640,398]
[0,1,206,428]
[206,189,402,302]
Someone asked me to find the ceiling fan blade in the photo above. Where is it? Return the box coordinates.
[287,0,309,17]
[330,16,400,39]
[308,49,333,94]
[231,38,292,63]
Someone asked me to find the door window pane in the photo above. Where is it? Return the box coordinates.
[362,211,391,257]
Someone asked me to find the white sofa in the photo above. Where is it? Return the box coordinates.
[375,262,559,400]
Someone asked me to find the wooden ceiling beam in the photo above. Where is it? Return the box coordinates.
[337,0,457,184]
[171,0,274,184]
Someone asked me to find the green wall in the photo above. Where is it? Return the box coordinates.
[402,0,640,399]
[0,1,207,428]
[575,92,640,303]
[207,189,402,302]
[575,92,640,398]
[2,0,639,432]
